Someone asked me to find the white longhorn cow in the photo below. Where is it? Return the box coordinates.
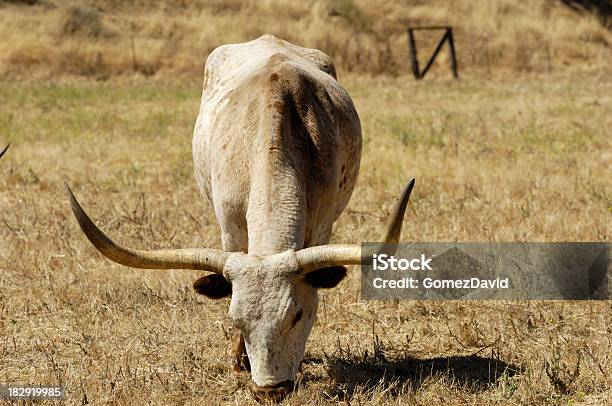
[66,35,414,401]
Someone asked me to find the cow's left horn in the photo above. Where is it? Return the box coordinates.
[296,178,415,272]
[65,184,228,273]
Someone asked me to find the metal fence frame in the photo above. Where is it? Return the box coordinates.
[406,26,458,79]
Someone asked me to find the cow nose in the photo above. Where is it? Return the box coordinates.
[250,380,294,403]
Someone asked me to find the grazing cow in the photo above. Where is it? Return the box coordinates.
[0,144,9,159]
[66,35,414,402]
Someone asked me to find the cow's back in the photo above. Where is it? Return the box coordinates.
[193,35,362,255]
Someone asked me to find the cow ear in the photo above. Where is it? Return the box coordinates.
[193,274,232,299]
[304,266,347,289]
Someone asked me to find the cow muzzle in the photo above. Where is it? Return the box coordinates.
[250,380,294,403]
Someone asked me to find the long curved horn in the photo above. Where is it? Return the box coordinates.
[296,178,415,272]
[65,183,228,273]
[0,144,9,159]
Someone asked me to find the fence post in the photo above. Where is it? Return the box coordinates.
[447,27,459,79]
[406,28,420,79]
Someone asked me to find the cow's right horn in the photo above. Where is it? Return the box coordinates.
[65,184,228,274]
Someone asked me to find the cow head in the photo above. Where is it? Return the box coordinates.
[65,179,415,401]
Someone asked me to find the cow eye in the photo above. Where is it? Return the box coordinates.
[291,310,303,328]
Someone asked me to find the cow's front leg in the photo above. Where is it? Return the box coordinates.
[231,330,250,375]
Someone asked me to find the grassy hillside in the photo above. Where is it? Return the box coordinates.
[0,0,610,80]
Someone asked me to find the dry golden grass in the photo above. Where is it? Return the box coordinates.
[0,0,611,80]
[1,69,610,404]
[0,0,611,404]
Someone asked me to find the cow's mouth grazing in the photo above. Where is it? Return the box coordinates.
[232,357,296,403]
[250,380,294,403]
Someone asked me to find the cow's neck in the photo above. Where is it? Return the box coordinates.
[246,149,306,256]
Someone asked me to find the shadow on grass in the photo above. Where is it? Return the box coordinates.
[305,351,520,399]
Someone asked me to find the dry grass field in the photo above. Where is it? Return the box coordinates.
[1,73,610,405]
[1,0,611,405]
